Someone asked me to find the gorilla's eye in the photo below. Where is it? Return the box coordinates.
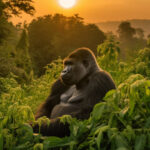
[64,60,73,66]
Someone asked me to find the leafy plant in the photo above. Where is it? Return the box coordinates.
[1,39,150,150]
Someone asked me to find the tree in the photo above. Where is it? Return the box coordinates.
[117,21,136,41]
[0,0,35,43]
[28,15,55,75]
[0,17,9,43]
[16,25,32,74]
[0,0,35,18]
[97,35,120,69]
[117,22,146,60]
[147,34,150,47]
[0,0,4,16]
[28,14,106,76]
[135,28,144,39]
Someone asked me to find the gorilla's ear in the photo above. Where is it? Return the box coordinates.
[83,59,89,68]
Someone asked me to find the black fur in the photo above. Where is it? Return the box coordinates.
[33,48,116,137]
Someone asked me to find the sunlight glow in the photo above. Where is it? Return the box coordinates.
[58,0,76,9]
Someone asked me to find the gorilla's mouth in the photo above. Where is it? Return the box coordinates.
[61,77,74,85]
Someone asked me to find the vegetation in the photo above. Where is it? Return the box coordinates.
[0,36,150,149]
[117,21,146,60]
[28,14,106,75]
[0,0,34,43]
[0,1,150,149]
[0,0,34,82]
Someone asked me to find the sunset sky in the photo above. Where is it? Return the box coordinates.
[12,0,150,24]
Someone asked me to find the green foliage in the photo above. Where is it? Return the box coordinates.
[97,36,128,85]
[0,22,33,84]
[147,37,150,47]
[1,30,150,150]
[97,35,120,70]
[15,27,33,78]
[131,47,150,77]
[117,22,136,41]
[0,59,63,149]
[0,17,10,43]
[117,21,147,60]
[0,0,35,45]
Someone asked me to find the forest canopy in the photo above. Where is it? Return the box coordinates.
[28,14,106,75]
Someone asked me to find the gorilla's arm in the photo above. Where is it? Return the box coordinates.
[33,118,70,137]
[35,79,69,119]
[33,107,93,137]
[86,70,116,105]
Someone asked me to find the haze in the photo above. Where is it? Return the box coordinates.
[12,0,150,23]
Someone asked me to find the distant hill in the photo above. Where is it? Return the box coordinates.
[96,19,150,37]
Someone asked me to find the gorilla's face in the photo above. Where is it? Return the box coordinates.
[61,58,88,85]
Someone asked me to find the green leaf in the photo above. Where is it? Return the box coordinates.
[144,117,150,128]
[33,143,43,150]
[117,147,128,150]
[104,89,116,101]
[147,134,150,149]
[115,134,129,149]
[134,134,146,150]
[92,103,106,121]
[95,126,109,150]
[0,134,3,150]
[96,131,103,150]
[43,136,75,149]
[60,115,74,125]
[129,95,136,116]
[95,126,109,135]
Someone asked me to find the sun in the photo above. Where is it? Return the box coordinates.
[58,0,76,9]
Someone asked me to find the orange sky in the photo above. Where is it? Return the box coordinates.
[12,0,150,24]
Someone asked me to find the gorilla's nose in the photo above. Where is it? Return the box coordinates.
[62,70,67,74]
[61,70,67,76]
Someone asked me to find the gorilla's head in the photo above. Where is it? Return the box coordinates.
[60,47,99,86]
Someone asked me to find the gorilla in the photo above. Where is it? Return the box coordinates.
[33,47,116,137]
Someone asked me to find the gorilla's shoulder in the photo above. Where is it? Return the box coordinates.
[91,70,116,90]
